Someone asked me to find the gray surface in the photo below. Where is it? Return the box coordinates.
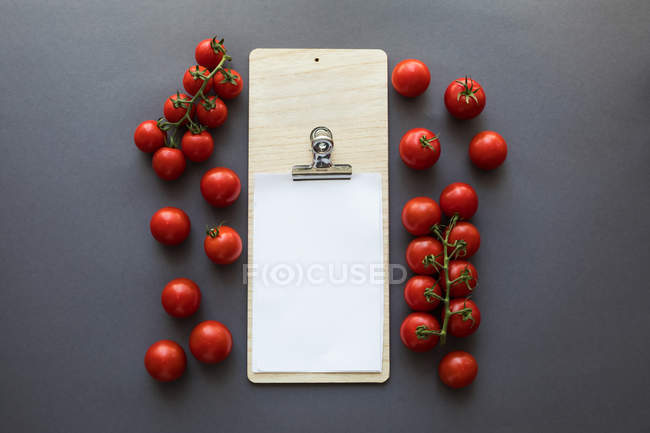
[1,0,649,432]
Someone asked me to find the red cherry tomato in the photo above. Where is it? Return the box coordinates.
[204,225,242,265]
[444,76,486,120]
[469,130,507,170]
[134,120,165,153]
[446,222,481,258]
[149,207,191,246]
[152,147,186,181]
[399,128,441,170]
[401,197,441,235]
[163,93,195,124]
[212,68,243,100]
[447,299,481,337]
[200,167,241,207]
[404,275,442,311]
[441,260,478,298]
[195,38,225,70]
[189,320,233,363]
[391,59,430,97]
[161,278,201,318]
[196,96,228,128]
[406,236,443,275]
[438,351,478,388]
[182,65,212,96]
[439,182,478,219]
[400,312,440,352]
[180,131,214,163]
[144,340,186,382]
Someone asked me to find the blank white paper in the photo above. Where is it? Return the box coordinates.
[252,173,384,372]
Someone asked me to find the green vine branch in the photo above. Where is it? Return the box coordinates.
[422,213,476,345]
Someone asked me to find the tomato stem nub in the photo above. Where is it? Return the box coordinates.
[210,37,226,55]
[449,303,476,326]
[415,325,442,340]
[419,134,439,150]
[455,75,481,104]
[218,68,238,85]
[451,239,467,258]
[423,286,444,303]
[422,253,443,271]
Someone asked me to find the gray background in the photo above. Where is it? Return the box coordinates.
[1,0,649,432]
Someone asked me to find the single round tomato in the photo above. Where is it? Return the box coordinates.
[447,299,481,337]
[204,225,242,264]
[161,278,201,318]
[180,130,214,163]
[144,340,186,382]
[134,120,166,153]
[439,182,478,219]
[163,93,195,123]
[183,65,212,96]
[446,222,481,258]
[444,76,486,119]
[438,351,478,388]
[406,236,443,275]
[213,68,243,100]
[401,197,441,235]
[391,59,430,97]
[200,167,241,207]
[152,147,186,181]
[195,38,225,70]
[150,207,191,246]
[441,260,478,298]
[189,320,233,363]
[196,96,228,128]
[399,128,441,170]
[469,130,507,170]
[404,275,442,311]
[400,312,440,352]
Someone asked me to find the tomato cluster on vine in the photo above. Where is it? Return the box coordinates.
[135,36,245,383]
[400,184,482,388]
[133,37,243,181]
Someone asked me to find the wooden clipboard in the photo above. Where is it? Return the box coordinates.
[247,49,389,383]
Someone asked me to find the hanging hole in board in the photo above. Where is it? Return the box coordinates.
[314,58,319,62]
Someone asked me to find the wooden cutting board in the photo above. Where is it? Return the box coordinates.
[247,48,389,383]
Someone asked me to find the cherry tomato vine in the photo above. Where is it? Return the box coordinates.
[157,38,233,146]
[418,214,477,345]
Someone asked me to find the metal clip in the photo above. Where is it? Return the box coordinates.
[292,127,352,181]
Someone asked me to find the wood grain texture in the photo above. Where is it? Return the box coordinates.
[247,49,389,383]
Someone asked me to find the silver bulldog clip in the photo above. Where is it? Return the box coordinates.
[292,127,353,181]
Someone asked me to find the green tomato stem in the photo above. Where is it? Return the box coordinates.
[433,213,461,345]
